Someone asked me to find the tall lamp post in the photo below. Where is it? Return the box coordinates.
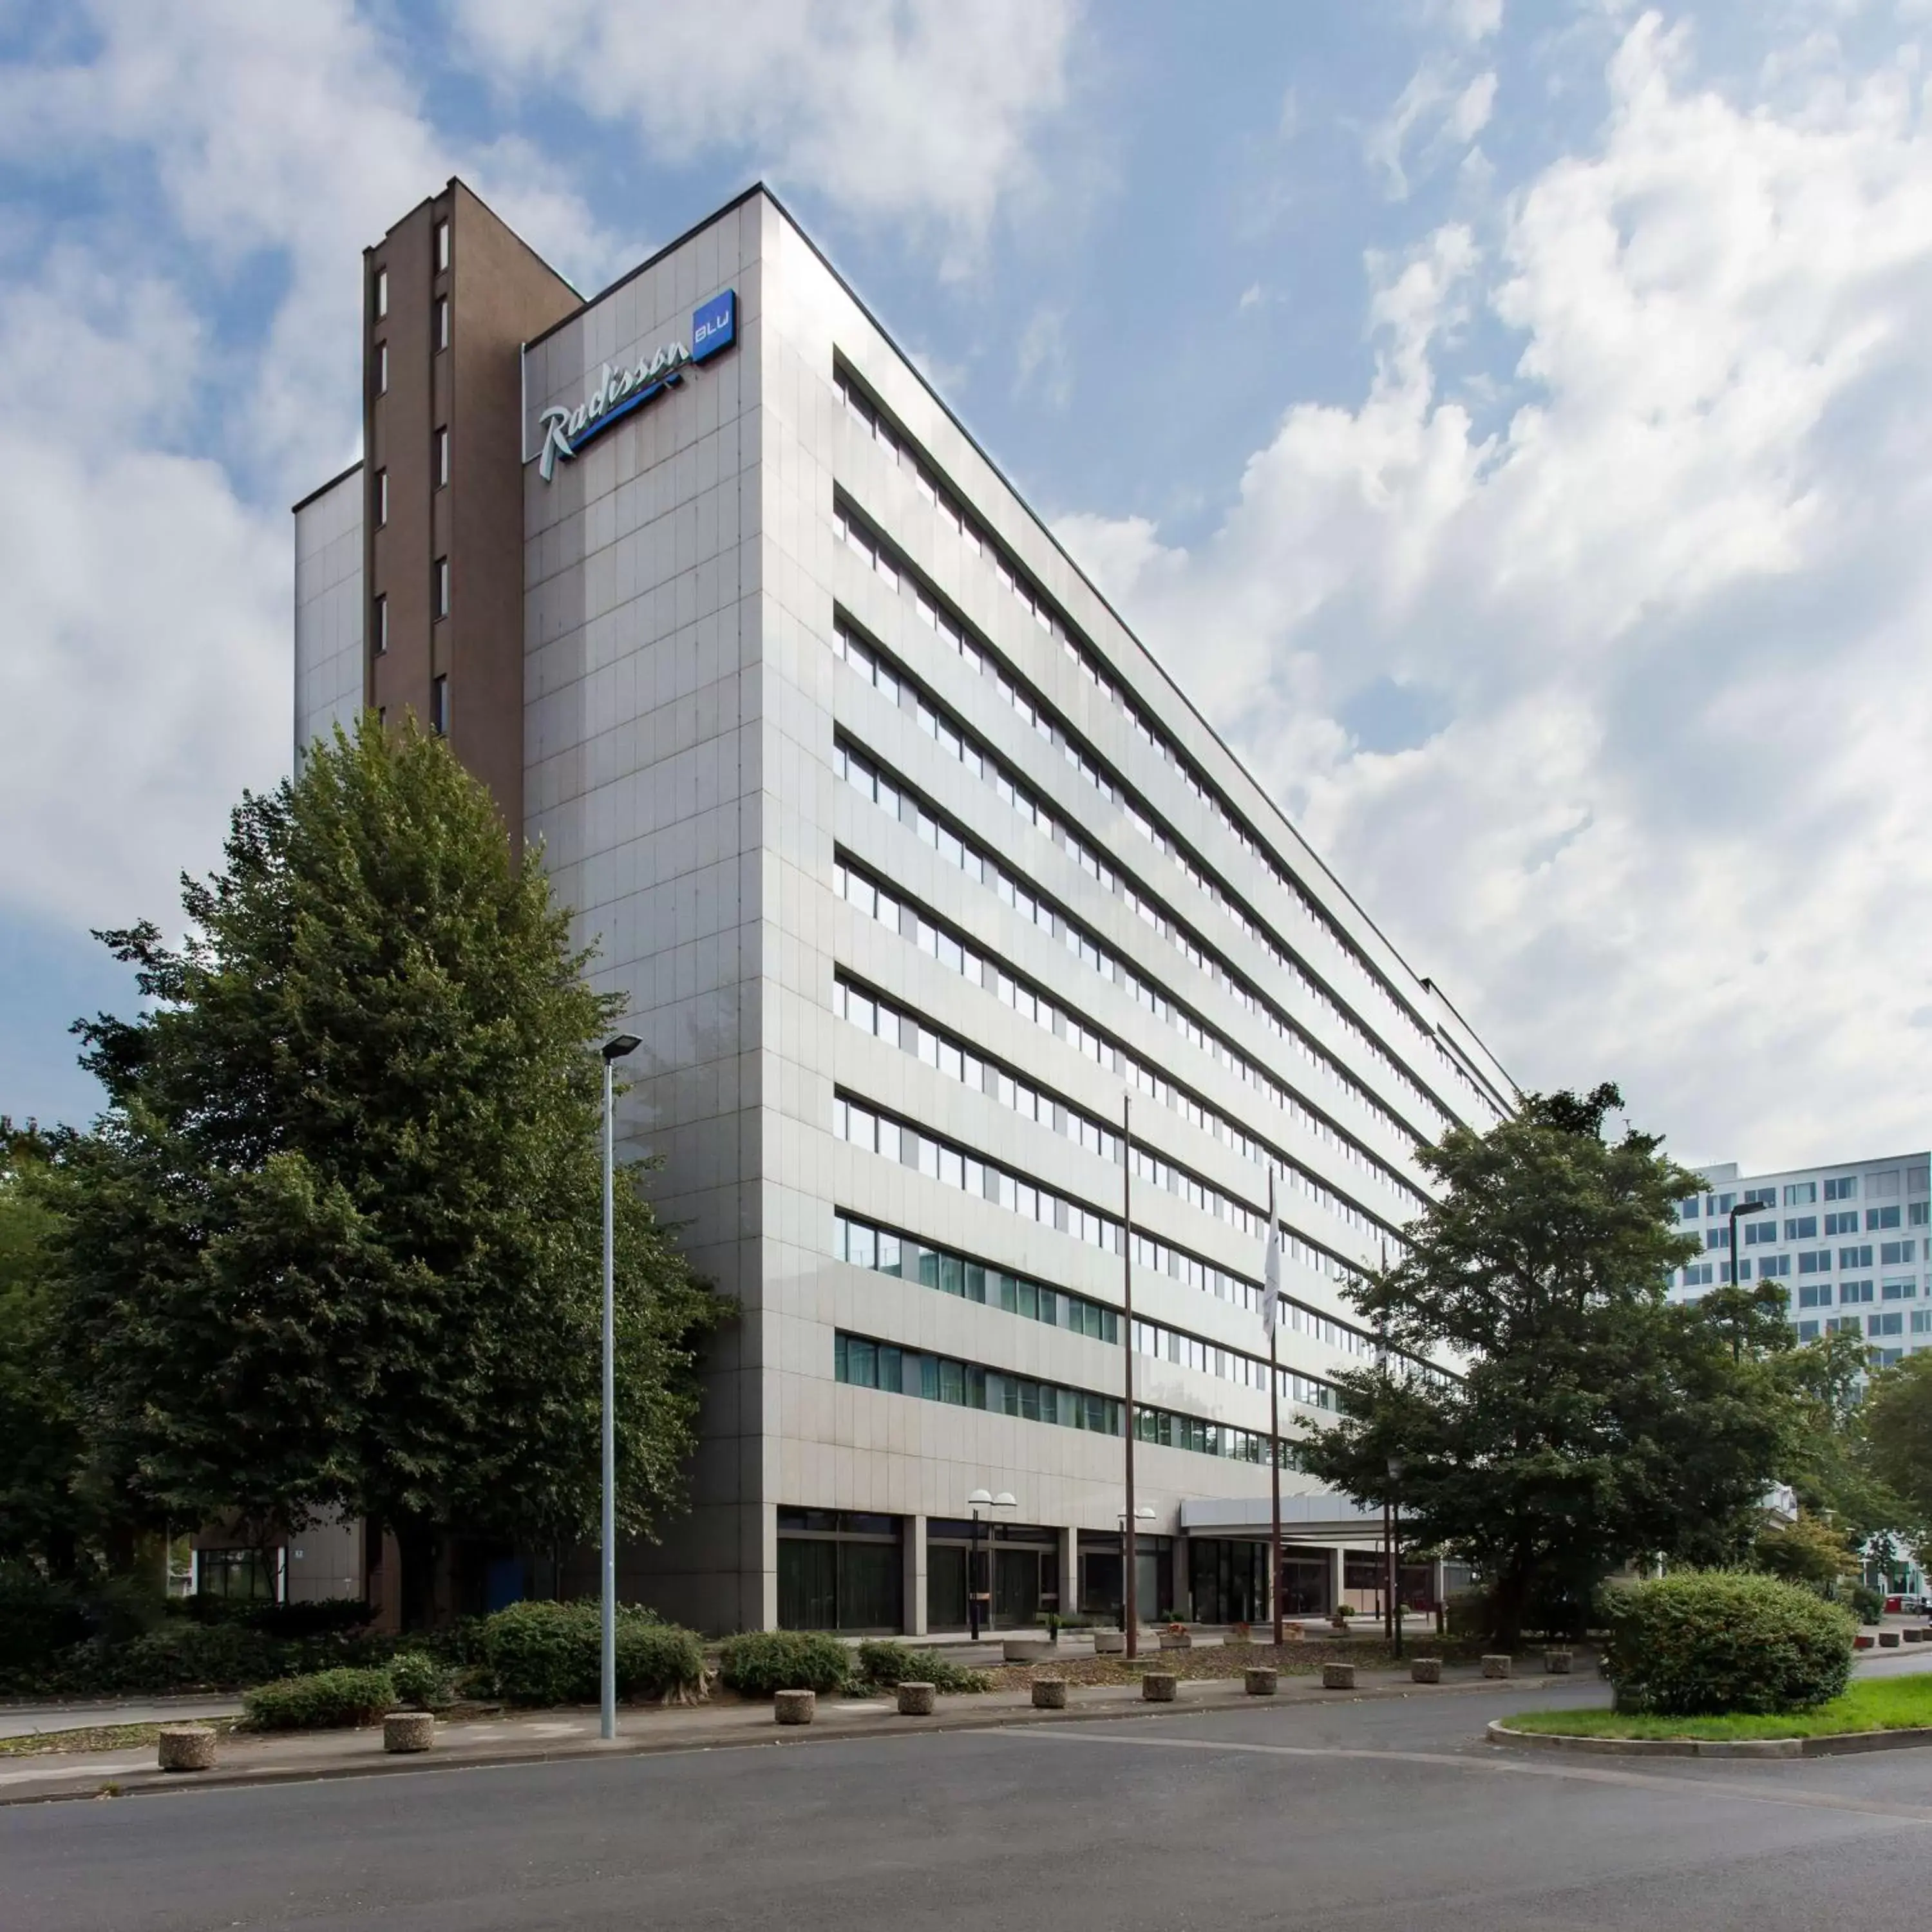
[598,1032,641,1743]
[965,1488,1014,1642]
[1728,1193,1772,1348]
[1386,1456,1405,1659]
[1118,1506,1154,1634]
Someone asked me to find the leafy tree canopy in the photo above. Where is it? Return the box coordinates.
[1294,1085,1814,1642]
[46,717,725,1624]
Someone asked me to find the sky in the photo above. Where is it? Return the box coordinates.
[3,0,1930,1177]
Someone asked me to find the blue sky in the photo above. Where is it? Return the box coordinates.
[5,1,1932,1171]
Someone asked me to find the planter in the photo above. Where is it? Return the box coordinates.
[1544,1650,1573,1674]
[1158,1631,1193,1651]
[1003,1637,1054,1663]
[1880,1631,1902,1649]
[1093,1632,1127,1656]
[1244,1668,1278,1697]
[1142,1672,1179,1703]
[1906,1629,1926,1644]
[774,1689,815,1726]
[1321,1663,1356,1690]
[383,1712,435,1754]
[1481,1654,1513,1680]
[1410,1658,1442,1684]
[1855,1635,1877,1651]
[1032,1678,1068,1710]
[157,1726,216,1773]
[896,1681,936,1716]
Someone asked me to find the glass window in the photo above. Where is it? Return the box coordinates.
[1798,1320,1819,1341]
[435,218,450,270]
[1842,1279,1874,1305]
[1759,1254,1791,1278]
[375,466,388,526]
[1826,1211,1859,1236]
[1785,1182,1818,1205]
[1745,1220,1776,1245]
[1873,1311,1904,1337]
[377,341,388,393]
[430,674,448,736]
[1912,1202,1929,1227]
[436,295,450,350]
[1841,1245,1873,1269]
[1868,1206,1902,1231]
[1825,1176,1858,1201]
[372,593,387,656]
[1799,1283,1828,1308]
[1784,1217,1817,1240]
[374,266,388,319]
[1882,1240,1915,1266]
[434,556,449,618]
[435,426,450,488]
[1882,1277,1917,1300]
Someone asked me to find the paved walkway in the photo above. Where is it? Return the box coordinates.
[0,1656,1545,1804]
[0,1696,244,1741]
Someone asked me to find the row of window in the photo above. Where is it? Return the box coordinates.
[1795,1279,1918,1308]
[373,431,451,533]
[833,370,1502,1126]
[1699,1239,1915,1268]
[1679,1170,1930,1219]
[835,972,1372,1274]
[833,1090,1394,1365]
[835,618,1427,1218]
[833,739,1416,1222]
[1131,1317,1340,1410]
[832,1329,1303,1465]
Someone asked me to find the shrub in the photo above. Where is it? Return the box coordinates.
[1601,1571,1856,1716]
[479,1600,703,1705]
[390,1651,454,1710]
[717,1629,850,1697]
[1849,1584,1886,1625]
[0,1566,88,1674]
[853,1640,987,1694]
[242,1667,395,1730]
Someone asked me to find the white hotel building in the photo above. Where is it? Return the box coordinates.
[292,181,1515,1636]
[1672,1155,1932,1366]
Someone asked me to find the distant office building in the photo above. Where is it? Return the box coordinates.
[290,179,1514,1633]
[1670,1155,1932,1365]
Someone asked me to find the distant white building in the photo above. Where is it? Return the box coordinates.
[1669,1154,1932,1366]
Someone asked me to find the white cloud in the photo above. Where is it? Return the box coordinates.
[1056,14,1932,1168]
[450,0,1082,272]
[1367,62,1499,198]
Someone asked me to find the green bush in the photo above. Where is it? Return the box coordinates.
[390,1651,453,1710]
[1849,1584,1886,1625]
[853,1640,988,1694]
[718,1629,850,1697]
[479,1600,703,1705]
[1601,1571,1856,1716]
[242,1667,395,1730]
[0,1566,88,1674]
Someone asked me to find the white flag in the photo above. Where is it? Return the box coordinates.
[1263,1171,1281,1338]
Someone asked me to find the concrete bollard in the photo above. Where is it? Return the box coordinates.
[896,1681,936,1716]
[383,1712,435,1754]
[1906,1628,1925,1644]
[1482,1654,1513,1680]
[1093,1632,1126,1655]
[157,1725,216,1773]
[1244,1668,1279,1697]
[1032,1677,1068,1710]
[1544,1650,1573,1674]
[1321,1663,1356,1690]
[1879,1631,1902,1649]
[1142,1672,1178,1703]
[1410,1658,1442,1684]
[774,1689,816,1725]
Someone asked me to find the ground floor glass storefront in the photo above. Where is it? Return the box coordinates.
[927,1519,1062,1631]
[776,1510,903,1633]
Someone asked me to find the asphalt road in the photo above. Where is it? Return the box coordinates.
[8,1677,1932,1931]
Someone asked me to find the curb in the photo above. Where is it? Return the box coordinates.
[1486,1719,1932,1760]
[0,1671,1562,1806]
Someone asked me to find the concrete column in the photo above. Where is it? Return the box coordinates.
[904,1514,928,1636]
[1059,1528,1079,1620]
[1170,1540,1188,1622]
[1330,1544,1347,1614]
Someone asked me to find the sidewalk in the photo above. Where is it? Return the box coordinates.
[0,1658,1546,1806]
[0,1695,243,1741]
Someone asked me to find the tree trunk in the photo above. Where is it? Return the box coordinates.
[394,1515,440,1633]
[1490,1564,1529,1650]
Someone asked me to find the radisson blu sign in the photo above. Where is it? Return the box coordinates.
[535,289,735,482]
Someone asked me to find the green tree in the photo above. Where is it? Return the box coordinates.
[50,717,726,1625]
[1293,1084,1810,1644]
[1861,1352,1932,1550]
[1752,1511,1858,1593]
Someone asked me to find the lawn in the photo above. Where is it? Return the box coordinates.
[1508,1674,1932,1741]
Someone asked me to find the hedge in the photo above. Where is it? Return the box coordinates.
[242,1667,396,1730]
[853,1640,988,1694]
[389,1651,454,1710]
[1601,1571,1856,1716]
[478,1600,705,1705]
[718,1629,851,1697]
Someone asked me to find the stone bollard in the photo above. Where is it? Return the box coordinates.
[1142,1672,1179,1703]
[1906,1628,1925,1644]
[1321,1662,1356,1690]
[1482,1654,1512,1680]
[896,1681,936,1716]
[774,1689,816,1726]
[1032,1677,1068,1710]
[1879,1631,1902,1649]
[1410,1658,1442,1685]
[383,1712,435,1754]
[1244,1667,1279,1697]
[1544,1650,1573,1674]
[157,1725,216,1774]
[1093,1631,1126,1655]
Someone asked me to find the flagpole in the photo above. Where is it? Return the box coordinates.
[1269,1170,1284,1649]
[1122,1093,1138,1661]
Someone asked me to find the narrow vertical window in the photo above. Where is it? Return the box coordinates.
[375,468,388,526]
[436,295,450,350]
[374,267,388,319]
[433,557,449,618]
[372,594,388,656]
[435,218,450,272]
[430,674,449,735]
[377,342,388,394]
[435,427,449,488]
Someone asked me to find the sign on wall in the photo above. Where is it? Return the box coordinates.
[533,289,737,483]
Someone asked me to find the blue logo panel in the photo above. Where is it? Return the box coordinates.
[692,289,736,363]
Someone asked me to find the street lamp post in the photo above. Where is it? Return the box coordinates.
[965,1488,1015,1642]
[1117,1506,1155,1635]
[1386,1456,1405,1659]
[598,1032,641,1743]
[1728,1194,1771,1297]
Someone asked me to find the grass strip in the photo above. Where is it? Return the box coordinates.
[0,1717,243,1759]
[1508,1675,1932,1741]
